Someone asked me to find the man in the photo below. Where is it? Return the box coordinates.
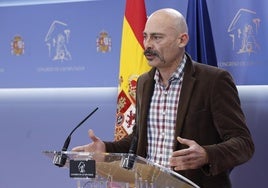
[73,8,254,188]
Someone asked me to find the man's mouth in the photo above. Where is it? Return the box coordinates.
[144,49,158,60]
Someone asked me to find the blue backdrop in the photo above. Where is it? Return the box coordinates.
[0,0,267,188]
[0,0,124,87]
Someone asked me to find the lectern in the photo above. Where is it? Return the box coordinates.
[43,151,199,188]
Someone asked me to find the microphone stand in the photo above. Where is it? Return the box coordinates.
[53,107,99,167]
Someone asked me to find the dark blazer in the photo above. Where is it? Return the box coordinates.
[105,53,254,188]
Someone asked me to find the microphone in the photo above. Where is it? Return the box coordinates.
[121,126,139,170]
[129,134,138,154]
[53,107,99,167]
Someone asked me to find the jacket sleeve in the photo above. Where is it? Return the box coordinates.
[104,125,136,153]
[203,70,254,176]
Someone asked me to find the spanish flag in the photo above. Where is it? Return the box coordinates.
[114,0,150,141]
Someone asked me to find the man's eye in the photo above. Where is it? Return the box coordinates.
[153,36,161,40]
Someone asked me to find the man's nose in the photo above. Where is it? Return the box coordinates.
[143,37,153,49]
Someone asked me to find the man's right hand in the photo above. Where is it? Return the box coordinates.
[71,129,106,153]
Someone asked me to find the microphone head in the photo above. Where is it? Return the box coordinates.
[121,153,136,170]
[53,151,68,167]
[53,136,71,167]
[121,135,138,170]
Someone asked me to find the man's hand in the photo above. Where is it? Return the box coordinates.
[71,129,106,153]
[169,137,208,171]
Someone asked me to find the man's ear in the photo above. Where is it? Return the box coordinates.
[178,33,189,48]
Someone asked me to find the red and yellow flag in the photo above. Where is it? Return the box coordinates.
[114,0,150,141]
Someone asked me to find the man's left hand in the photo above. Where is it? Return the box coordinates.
[169,137,208,171]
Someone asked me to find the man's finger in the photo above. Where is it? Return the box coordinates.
[88,129,100,142]
[177,136,194,147]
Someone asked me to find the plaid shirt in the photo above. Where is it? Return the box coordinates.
[147,56,186,168]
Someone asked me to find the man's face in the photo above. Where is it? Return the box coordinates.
[143,13,182,68]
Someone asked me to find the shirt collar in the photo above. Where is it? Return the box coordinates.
[154,54,187,84]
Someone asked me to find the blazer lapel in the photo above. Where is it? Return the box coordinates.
[174,55,196,147]
[136,69,155,157]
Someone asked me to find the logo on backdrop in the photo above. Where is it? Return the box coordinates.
[228,8,261,55]
[45,20,72,62]
[11,35,24,56]
[96,31,111,53]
